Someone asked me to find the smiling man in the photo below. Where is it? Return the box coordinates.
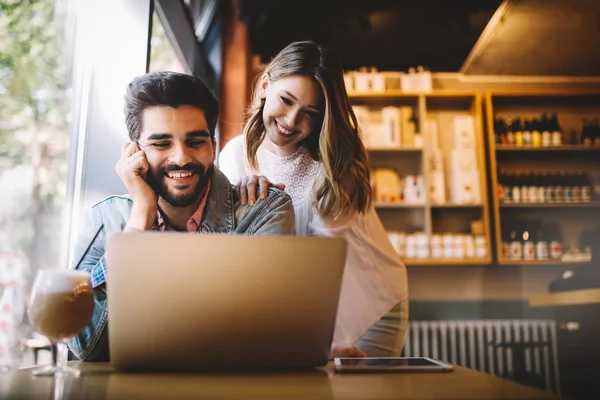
[68,71,295,361]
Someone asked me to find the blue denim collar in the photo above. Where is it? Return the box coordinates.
[199,166,234,234]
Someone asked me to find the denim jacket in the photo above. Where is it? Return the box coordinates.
[67,167,295,361]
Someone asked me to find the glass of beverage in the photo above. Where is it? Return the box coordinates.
[27,269,94,377]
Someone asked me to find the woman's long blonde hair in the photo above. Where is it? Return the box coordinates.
[243,40,371,219]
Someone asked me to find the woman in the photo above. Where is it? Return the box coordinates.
[219,40,408,358]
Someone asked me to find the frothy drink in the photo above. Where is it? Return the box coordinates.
[28,271,94,341]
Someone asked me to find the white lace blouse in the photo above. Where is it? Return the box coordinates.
[218,134,408,346]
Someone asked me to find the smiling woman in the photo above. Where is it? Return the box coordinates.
[259,74,323,157]
[219,41,408,359]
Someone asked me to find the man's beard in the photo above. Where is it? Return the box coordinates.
[147,162,213,208]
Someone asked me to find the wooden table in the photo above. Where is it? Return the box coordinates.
[1,361,560,399]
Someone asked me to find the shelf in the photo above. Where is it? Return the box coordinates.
[367,147,422,153]
[496,145,600,152]
[432,204,483,209]
[489,91,600,98]
[347,90,419,100]
[404,258,490,266]
[500,202,600,209]
[425,92,478,109]
[498,259,591,266]
[374,202,425,209]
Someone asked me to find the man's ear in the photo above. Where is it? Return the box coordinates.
[258,73,270,99]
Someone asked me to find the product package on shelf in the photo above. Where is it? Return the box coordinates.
[400,66,432,93]
[372,169,425,204]
[352,106,371,145]
[400,106,416,147]
[390,231,487,261]
[454,115,476,150]
[381,106,402,148]
[344,67,425,94]
[372,169,402,203]
[450,150,481,204]
[427,120,446,205]
[353,105,418,149]
[352,67,385,93]
[450,115,481,204]
[403,232,429,259]
[403,175,426,205]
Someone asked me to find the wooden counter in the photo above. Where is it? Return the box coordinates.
[1,361,560,399]
[529,288,600,307]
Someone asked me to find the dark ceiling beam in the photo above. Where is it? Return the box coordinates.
[195,0,223,43]
[154,0,216,92]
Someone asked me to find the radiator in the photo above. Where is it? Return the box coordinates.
[401,320,560,394]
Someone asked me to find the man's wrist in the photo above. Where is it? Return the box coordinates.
[126,204,156,231]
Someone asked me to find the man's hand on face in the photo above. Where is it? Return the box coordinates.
[116,141,157,231]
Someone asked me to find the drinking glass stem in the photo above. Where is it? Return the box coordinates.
[52,341,68,371]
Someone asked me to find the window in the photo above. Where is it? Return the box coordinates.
[0,0,74,369]
[148,11,186,73]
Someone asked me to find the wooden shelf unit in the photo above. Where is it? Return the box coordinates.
[498,259,591,266]
[496,145,600,152]
[366,147,423,153]
[404,258,490,266]
[500,202,600,209]
[485,91,600,265]
[350,91,493,265]
[373,202,425,209]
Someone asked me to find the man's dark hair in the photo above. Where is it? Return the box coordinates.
[123,71,219,141]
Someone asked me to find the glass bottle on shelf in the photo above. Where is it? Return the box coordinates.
[593,118,600,146]
[542,114,552,147]
[512,173,521,203]
[581,118,592,146]
[554,172,565,202]
[523,118,532,147]
[535,114,545,147]
[565,129,577,145]
[493,118,500,145]
[506,117,515,145]
[537,172,546,203]
[514,118,524,147]
[500,119,508,145]
[509,223,523,260]
[550,112,562,146]
[503,173,512,203]
[501,226,510,260]
[581,172,591,203]
[528,172,538,203]
[563,172,573,203]
[547,222,563,260]
[532,117,542,147]
[495,118,506,145]
[520,173,529,203]
[572,171,582,203]
[522,221,536,261]
[536,221,549,260]
[497,171,505,202]
[545,172,554,203]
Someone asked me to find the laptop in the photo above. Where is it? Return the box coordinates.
[105,233,347,371]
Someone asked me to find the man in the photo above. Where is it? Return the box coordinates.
[68,71,295,361]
